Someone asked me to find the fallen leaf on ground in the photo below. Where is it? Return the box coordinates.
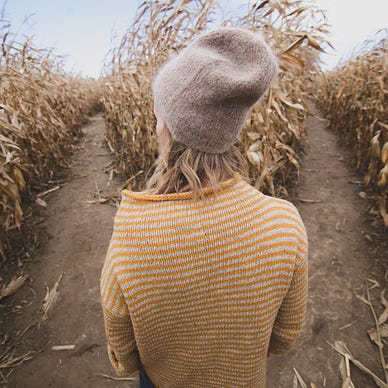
[378,290,388,325]
[97,373,136,381]
[328,340,388,388]
[293,368,308,388]
[339,320,358,331]
[368,324,388,345]
[52,345,75,351]
[42,274,63,320]
[0,275,29,300]
[339,348,355,388]
[36,185,60,198]
[297,198,323,203]
[35,197,47,207]
[0,351,36,369]
[367,278,380,290]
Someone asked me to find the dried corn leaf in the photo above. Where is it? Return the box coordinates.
[52,344,76,351]
[293,375,298,388]
[339,351,355,388]
[42,273,63,320]
[378,290,388,325]
[98,374,137,381]
[36,185,60,198]
[293,368,308,388]
[0,274,28,300]
[330,341,388,388]
[368,324,388,345]
[35,197,48,207]
[379,193,388,227]
[0,351,36,369]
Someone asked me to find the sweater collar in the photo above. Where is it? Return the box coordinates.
[122,174,241,202]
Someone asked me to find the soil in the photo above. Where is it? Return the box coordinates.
[0,110,387,388]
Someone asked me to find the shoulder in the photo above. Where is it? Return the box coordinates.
[241,180,302,220]
[257,194,308,257]
[262,194,302,219]
[249,187,306,238]
[110,191,146,235]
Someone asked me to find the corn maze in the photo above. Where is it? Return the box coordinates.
[1,1,386,261]
[0,21,101,259]
[1,1,388,387]
[317,35,388,225]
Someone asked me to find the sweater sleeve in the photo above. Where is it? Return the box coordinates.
[100,251,141,376]
[269,221,308,354]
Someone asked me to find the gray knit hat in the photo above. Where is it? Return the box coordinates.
[153,27,278,154]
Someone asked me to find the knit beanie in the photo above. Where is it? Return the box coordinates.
[153,27,278,154]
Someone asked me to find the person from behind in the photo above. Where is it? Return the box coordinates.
[100,27,308,388]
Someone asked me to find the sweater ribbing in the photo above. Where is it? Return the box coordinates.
[100,176,308,387]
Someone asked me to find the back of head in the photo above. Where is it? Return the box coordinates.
[148,27,278,196]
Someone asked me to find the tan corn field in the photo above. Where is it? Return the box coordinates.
[102,0,329,195]
[0,21,102,259]
[316,35,388,225]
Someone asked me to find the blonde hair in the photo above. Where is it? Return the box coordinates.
[145,136,248,198]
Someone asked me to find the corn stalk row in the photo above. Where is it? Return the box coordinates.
[102,0,329,196]
[0,21,102,259]
[316,34,388,225]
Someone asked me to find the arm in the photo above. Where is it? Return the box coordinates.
[100,255,141,376]
[269,230,308,354]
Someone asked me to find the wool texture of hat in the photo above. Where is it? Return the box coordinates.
[153,27,278,154]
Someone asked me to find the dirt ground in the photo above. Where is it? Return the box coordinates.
[0,110,387,388]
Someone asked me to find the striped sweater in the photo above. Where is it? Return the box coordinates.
[100,175,308,387]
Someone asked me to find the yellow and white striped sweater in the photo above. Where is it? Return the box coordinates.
[100,175,308,387]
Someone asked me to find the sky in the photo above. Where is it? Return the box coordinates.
[2,0,388,78]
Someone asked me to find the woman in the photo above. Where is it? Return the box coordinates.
[100,27,308,388]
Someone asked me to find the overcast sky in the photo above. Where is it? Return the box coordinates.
[3,0,388,78]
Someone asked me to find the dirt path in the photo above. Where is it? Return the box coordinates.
[1,115,134,388]
[1,110,387,387]
[267,106,388,387]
